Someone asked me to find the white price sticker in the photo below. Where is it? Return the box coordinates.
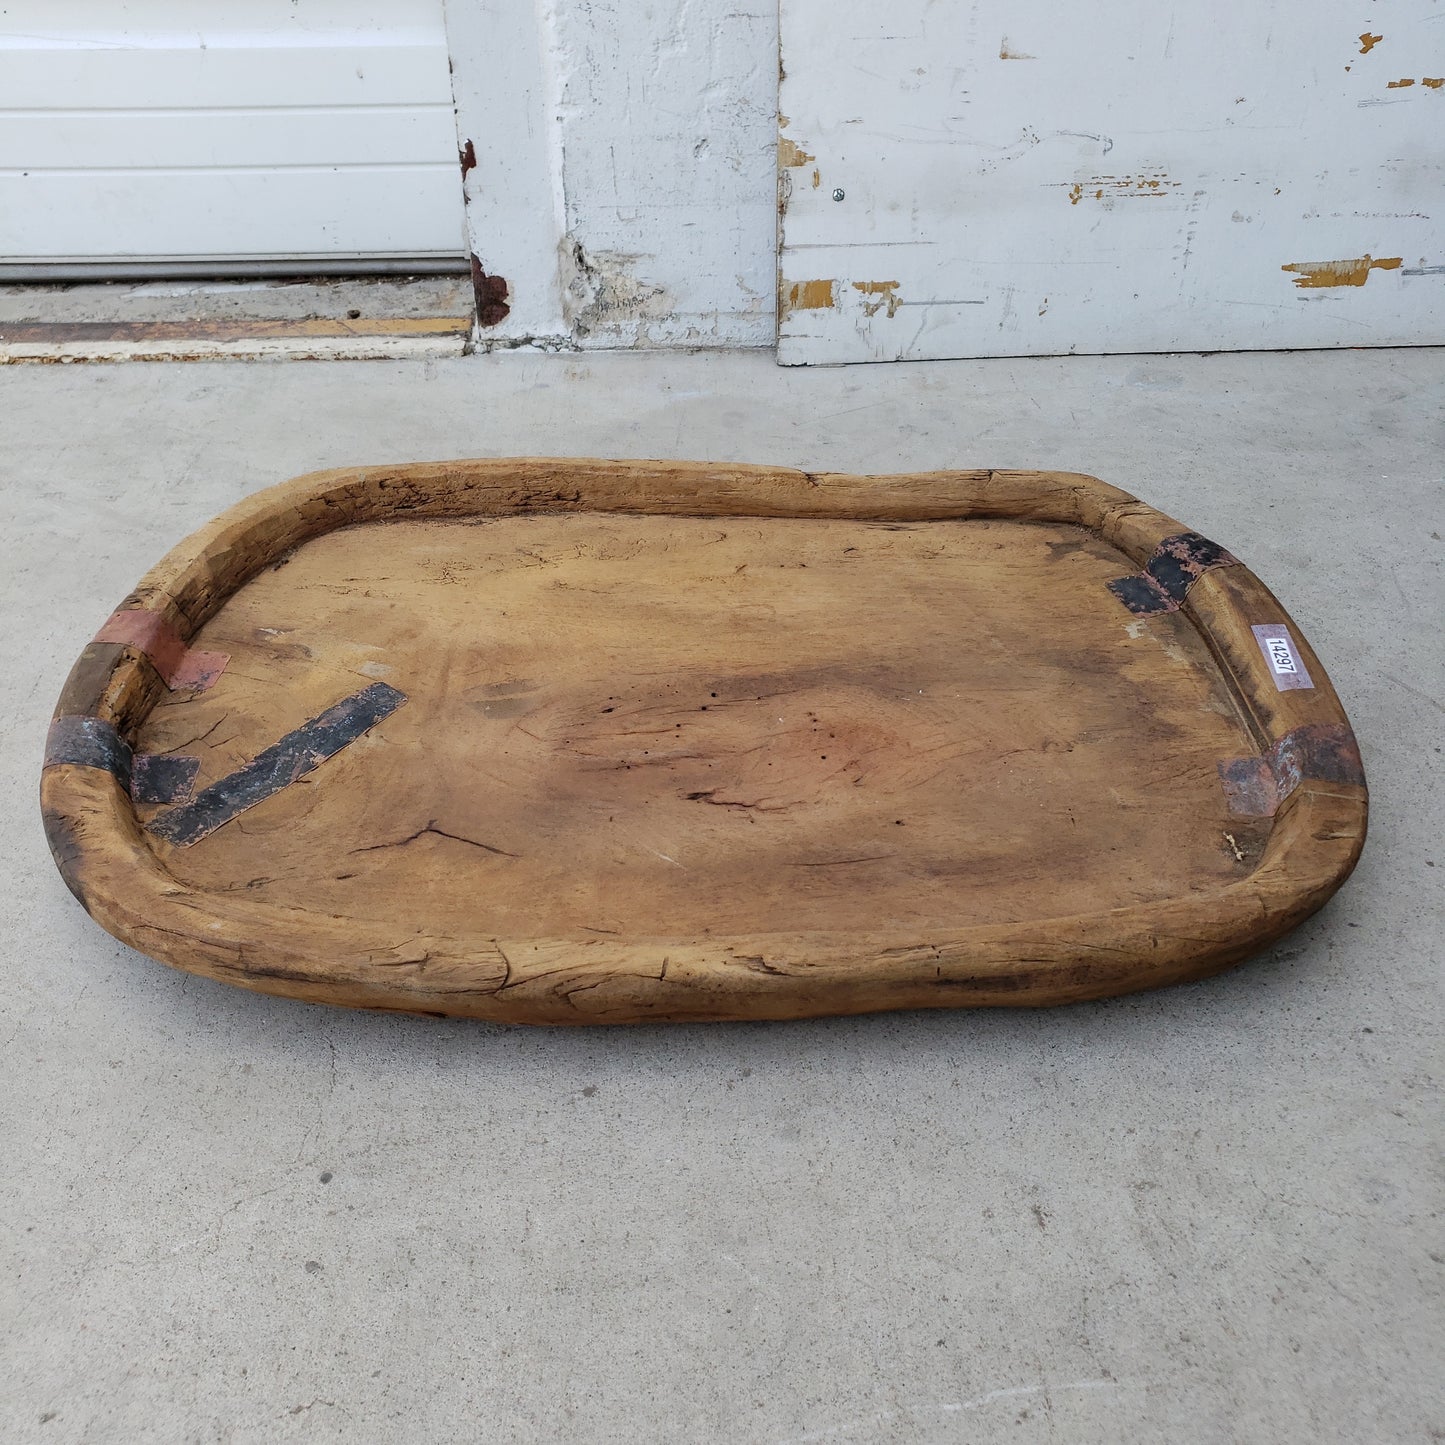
[1252,624,1314,691]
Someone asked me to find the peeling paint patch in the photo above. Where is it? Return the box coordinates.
[1424,77,1445,89]
[468,255,511,326]
[1068,174,1180,204]
[1387,78,1416,88]
[561,240,673,340]
[459,139,477,177]
[999,37,1035,59]
[1359,32,1383,54]
[852,280,902,317]
[779,138,816,168]
[1281,254,1403,288]
[781,279,837,317]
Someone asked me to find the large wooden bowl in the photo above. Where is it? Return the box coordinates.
[41,460,1366,1023]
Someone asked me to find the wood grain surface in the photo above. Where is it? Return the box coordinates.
[41,461,1368,1023]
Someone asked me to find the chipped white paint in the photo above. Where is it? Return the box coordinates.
[779,0,1445,363]
[447,0,778,349]
[0,0,466,273]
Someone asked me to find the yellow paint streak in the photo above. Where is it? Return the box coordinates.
[1281,255,1403,289]
[778,138,815,168]
[1423,77,1445,88]
[783,279,837,315]
[1387,77,1415,87]
[852,280,902,318]
[1069,174,1179,203]
[812,168,821,189]
[1359,32,1382,53]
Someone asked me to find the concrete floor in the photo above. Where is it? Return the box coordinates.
[2,347,1441,1444]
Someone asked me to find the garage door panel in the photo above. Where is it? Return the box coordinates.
[1,168,464,260]
[2,107,459,172]
[5,0,438,35]
[0,2,462,269]
[0,45,451,112]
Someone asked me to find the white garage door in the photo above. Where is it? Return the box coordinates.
[0,0,465,276]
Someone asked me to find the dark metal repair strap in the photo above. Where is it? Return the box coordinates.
[1107,532,1238,616]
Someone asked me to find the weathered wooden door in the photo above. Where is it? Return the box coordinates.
[778,0,1444,363]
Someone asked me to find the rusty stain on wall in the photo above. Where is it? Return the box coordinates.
[468,255,511,326]
[459,139,478,177]
[1359,32,1383,53]
[999,38,1035,59]
[852,280,902,317]
[779,138,816,168]
[781,279,837,317]
[1281,255,1403,288]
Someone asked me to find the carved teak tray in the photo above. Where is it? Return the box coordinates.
[42,461,1367,1023]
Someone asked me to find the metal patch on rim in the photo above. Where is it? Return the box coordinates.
[1109,534,1236,618]
[1107,531,1238,616]
[45,715,133,790]
[94,608,229,692]
[1218,723,1364,816]
[44,716,202,805]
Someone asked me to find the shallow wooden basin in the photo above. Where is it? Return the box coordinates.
[42,460,1366,1022]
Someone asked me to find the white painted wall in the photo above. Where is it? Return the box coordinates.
[446,0,778,349]
[452,0,1442,356]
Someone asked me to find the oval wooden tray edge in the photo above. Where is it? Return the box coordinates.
[41,459,1368,1022]
[41,769,1365,1026]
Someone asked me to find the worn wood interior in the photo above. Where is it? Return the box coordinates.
[133,513,1268,938]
